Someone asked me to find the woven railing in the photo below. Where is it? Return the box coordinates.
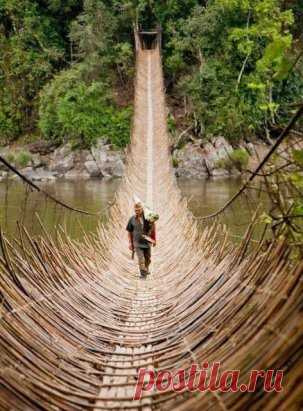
[0,40,302,411]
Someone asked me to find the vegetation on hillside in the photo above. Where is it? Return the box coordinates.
[161,0,303,142]
[0,0,134,147]
[0,0,302,148]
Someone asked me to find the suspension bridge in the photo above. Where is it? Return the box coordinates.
[0,30,302,411]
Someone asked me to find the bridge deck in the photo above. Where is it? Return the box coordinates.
[0,44,302,410]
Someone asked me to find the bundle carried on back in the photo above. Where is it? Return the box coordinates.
[133,195,159,223]
[143,205,159,223]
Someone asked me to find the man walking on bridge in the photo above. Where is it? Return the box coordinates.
[126,201,157,278]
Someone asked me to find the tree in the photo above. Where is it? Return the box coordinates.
[167,0,303,141]
[0,0,77,143]
[39,0,134,148]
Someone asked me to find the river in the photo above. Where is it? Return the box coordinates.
[0,177,264,242]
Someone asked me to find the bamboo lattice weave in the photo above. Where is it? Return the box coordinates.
[0,45,302,411]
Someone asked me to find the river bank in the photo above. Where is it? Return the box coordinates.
[0,137,269,182]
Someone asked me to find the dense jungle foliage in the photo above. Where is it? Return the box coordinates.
[0,0,302,148]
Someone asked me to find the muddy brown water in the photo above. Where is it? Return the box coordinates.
[0,177,266,242]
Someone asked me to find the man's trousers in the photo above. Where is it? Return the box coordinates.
[135,247,151,275]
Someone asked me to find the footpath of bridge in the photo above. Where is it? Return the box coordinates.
[0,40,302,410]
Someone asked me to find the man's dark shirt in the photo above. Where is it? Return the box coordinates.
[126,215,150,249]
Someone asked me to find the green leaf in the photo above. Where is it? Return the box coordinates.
[292,150,303,167]
[274,56,293,80]
[290,172,303,189]
[259,212,272,225]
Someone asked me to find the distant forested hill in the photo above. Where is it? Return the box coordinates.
[0,0,302,148]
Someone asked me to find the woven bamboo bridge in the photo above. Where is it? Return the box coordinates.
[0,31,302,411]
